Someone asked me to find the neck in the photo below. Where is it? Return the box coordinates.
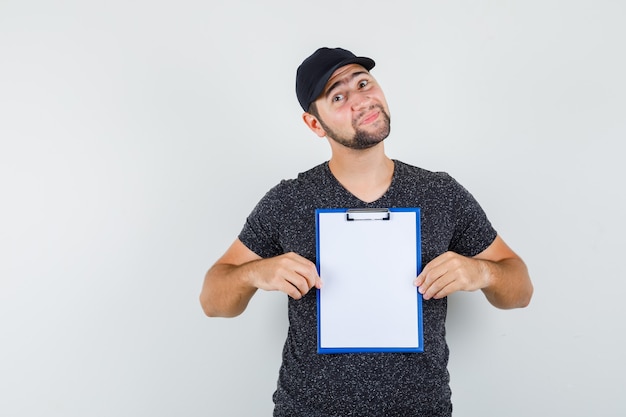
[328,142,394,203]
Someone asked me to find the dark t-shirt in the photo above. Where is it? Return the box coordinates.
[239,160,497,417]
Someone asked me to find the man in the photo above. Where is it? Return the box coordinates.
[200,47,533,416]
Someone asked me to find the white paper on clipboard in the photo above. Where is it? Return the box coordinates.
[315,208,423,354]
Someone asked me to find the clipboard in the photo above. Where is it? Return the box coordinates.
[315,207,423,354]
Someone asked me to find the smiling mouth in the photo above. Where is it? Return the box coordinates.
[360,110,380,125]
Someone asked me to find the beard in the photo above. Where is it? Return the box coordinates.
[319,105,391,150]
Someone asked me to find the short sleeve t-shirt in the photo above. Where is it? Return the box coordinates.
[239,160,497,417]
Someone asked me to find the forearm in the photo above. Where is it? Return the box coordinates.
[200,240,321,318]
[199,262,258,318]
[479,257,533,309]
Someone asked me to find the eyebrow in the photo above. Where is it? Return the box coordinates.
[324,70,369,100]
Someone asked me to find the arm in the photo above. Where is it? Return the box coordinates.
[199,239,322,318]
[414,235,533,309]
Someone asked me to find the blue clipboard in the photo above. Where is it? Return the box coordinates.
[315,207,423,354]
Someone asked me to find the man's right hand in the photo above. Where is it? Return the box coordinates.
[200,239,321,317]
[246,252,322,300]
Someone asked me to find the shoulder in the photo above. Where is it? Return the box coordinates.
[253,162,328,210]
[393,160,461,190]
[394,159,448,178]
[390,160,479,213]
[264,162,329,197]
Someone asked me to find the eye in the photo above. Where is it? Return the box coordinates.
[358,80,369,89]
[332,94,345,102]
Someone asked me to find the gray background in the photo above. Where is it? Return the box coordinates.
[1,1,624,416]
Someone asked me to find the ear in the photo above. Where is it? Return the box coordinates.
[302,112,326,138]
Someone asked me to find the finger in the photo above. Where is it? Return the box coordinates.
[287,275,322,297]
[420,273,454,300]
[288,268,322,298]
[314,276,323,289]
[287,255,321,291]
[284,282,307,300]
[414,252,452,286]
[297,263,321,291]
[428,279,458,300]
[282,272,312,298]
[414,266,432,287]
[417,264,448,295]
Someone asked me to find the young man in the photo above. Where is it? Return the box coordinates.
[200,47,533,416]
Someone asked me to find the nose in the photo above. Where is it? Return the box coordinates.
[351,92,371,111]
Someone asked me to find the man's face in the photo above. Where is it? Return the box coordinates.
[311,64,391,150]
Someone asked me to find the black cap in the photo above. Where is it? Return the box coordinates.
[296,47,375,112]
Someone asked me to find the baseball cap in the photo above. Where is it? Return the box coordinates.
[295,47,375,112]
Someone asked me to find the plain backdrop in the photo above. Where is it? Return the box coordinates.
[1,1,625,416]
